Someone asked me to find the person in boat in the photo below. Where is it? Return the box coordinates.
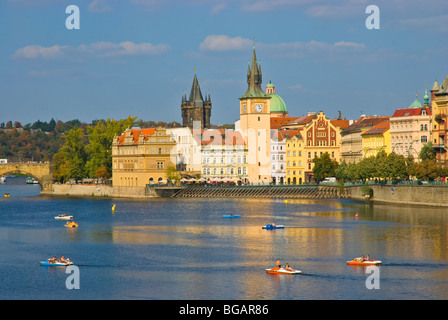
[361,255,366,261]
[285,263,293,271]
[229,212,233,216]
[48,256,57,263]
[271,222,276,227]
[366,254,371,261]
[276,258,282,268]
[60,256,70,263]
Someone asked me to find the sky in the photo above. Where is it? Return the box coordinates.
[1,0,448,126]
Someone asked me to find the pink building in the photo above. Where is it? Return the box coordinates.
[390,94,432,160]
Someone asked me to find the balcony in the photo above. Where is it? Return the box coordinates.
[433,143,447,152]
[435,113,446,123]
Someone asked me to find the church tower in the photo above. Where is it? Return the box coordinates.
[181,71,212,129]
[239,47,271,184]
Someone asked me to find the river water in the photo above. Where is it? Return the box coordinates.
[0,177,447,300]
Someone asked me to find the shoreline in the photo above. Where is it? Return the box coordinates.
[41,183,448,207]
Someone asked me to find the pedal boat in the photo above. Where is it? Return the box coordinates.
[64,221,78,228]
[40,260,73,267]
[266,267,301,275]
[262,224,284,230]
[55,214,73,220]
[223,214,240,218]
[346,258,382,266]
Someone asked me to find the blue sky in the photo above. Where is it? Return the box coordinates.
[1,0,447,125]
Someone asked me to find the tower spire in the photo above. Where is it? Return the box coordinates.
[241,46,267,98]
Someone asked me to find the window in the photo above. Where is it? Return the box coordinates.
[421,136,428,143]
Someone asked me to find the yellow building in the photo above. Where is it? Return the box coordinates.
[282,111,348,183]
[430,77,448,164]
[284,130,305,184]
[361,121,390,158]
[112,127,176,187]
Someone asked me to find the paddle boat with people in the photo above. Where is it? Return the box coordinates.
[55,213,73,220]
[262,223,284,230]
[347,255,381,266]
[40,256,73,266]
[223,213,240,218]
[64,221,78,228]
[265,266,301,274]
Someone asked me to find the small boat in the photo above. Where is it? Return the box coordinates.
[4,193,10,198]
[346,258,382,266]
[262,224,284,230]
[40,260,73,267]
[266,267,301,275]
[223,214,240,218]
[26,177,39,184]
[64,221,78,228]
[55,214,73,220]
[0,176,6,183]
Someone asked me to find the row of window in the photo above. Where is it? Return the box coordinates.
[203,167,247,175]
[115,147,172,155]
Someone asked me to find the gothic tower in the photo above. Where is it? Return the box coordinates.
[181,72,212,129]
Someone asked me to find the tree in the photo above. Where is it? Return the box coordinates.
[165,165,180,182]
[95,165,111,182]
[419,142,436,161]
[312,152,339,182]
[85,116,136,178]
[52,128,87,181]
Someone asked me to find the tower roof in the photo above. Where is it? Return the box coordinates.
[240,47,268,99]
[189,73,204,103]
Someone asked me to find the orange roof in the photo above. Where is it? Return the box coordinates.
[116,128,156,146]
[331,119,351,129]
[270,117,299,129]
[361,121,390,135]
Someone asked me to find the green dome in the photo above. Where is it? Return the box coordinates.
[268,93,287,113]
[408,98,422,109]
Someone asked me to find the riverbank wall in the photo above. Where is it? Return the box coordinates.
[345,184,448,207]
[40,183,448,207]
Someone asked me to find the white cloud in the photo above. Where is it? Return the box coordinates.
[88,0,112,13]
[199,35,252,51]
[12,45,67,59]
[13,41,170,60]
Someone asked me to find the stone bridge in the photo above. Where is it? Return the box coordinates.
[0,162,52,189]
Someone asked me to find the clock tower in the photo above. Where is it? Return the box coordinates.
[239,47,271,184]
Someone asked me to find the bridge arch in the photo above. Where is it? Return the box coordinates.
[0,162,52,189]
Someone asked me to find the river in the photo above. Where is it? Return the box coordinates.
[0,177,447,300]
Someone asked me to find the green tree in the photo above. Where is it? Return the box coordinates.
[52,128,87,181]
[85,116,136,178]
[419,142,436,161]
[312,152,339,182]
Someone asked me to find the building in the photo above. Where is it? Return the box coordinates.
[341,116,390,163]
[361,121,390,158]
[238,47,272,184]
[283,130,305,185]
[112,127,176,187]
[282,111,346,182]
[197,129,248,183]
[390,94,432,159]
[181,72,212,129]
[167,126,202,175]
[431,76,448,164]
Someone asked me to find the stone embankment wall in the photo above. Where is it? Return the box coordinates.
[41,184,150,198]
[345,184,448,207]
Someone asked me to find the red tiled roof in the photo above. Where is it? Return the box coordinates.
[392,107,432,117]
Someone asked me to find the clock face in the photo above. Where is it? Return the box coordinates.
[255,104,263,112]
